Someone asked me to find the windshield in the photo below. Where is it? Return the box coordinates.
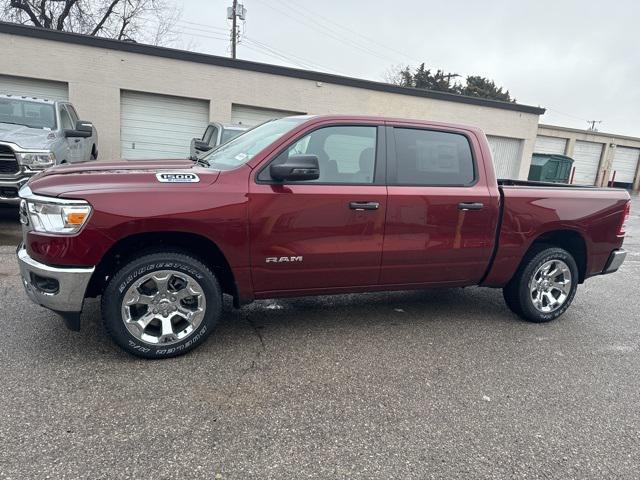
[0,98,56,130]
[200,117,308,170]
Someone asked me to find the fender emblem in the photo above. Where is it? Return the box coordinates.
[266,256,303,263]
[156,172,200,183]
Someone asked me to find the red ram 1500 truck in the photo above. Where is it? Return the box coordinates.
[16,115,631,358]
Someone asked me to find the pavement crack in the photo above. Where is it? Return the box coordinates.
[245,316,266,351]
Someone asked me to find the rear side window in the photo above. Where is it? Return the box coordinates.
[394,128,475,186]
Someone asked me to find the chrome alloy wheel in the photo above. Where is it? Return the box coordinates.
[528,259,572,313]
[120,270,206,345]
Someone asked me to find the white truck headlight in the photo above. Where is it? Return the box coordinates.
[17,151,55,169]
[19,188,92,234]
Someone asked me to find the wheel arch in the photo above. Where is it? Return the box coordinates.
[86,231,239,304]
[527,229,588,283]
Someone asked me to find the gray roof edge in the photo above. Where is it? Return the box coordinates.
[0,21,546,115]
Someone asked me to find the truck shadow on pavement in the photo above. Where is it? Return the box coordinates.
[49,286,522,361]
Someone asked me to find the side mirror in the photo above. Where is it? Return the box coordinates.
[76,120,93,133]
[270,154,320,181]
[64,128,92,138]
[193,139,213,152]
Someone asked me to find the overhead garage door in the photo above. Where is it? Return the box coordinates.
[611,146,640,185]
[534,135,567,155]
[121,91,209,160]
[0,74,68,101]
[572,141,603,185]
[486,136,523,179]
[231,104,304,126]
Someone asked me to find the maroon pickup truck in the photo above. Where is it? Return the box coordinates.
[17,115,630,358]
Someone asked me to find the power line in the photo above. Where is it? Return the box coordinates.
[253,0,398,65]
[173,28,336,72]
[273,0,418,64]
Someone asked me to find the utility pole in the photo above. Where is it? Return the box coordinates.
[586,120,602,131]
[227,0,246,59]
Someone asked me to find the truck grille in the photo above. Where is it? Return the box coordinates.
[0,144,19,175]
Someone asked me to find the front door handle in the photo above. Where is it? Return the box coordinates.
[349,201,380,211]
[458,202,484,211]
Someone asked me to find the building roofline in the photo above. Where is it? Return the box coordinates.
[0,21,546,115]
[539,124,640,143]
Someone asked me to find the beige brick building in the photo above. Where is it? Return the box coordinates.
[1,22,638,189]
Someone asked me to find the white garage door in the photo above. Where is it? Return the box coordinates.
[611,146,640,184]
[572,141,603,185]
[231,104,304,126]
[0,74,68,101]
[121,91,209,160]
[534,135,567,155]
[487,136,523,179]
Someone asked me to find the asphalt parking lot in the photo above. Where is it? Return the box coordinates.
[0,196,639,479]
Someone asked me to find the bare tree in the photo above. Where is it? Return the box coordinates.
[1,0,181,45]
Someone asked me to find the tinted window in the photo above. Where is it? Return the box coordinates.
[394,128,475,185]
[262,125,377,183]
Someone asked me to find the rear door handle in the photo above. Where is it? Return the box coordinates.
[349,201,380,211]
[458,202,484,211]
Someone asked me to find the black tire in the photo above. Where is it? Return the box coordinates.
[90,146,97,160]
[102,251,222,358]
[503,245,579,323]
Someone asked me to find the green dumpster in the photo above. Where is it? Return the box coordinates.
[528,153,574,183]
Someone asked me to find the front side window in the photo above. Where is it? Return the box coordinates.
[66,104,79,123]
[59,106,74,130]
[0,99,56,130]
[203,126,216,144]
[261,125,377,183]
[394,128,475,186]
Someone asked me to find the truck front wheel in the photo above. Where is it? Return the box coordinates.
[503,246,579,323]
[102,251,222,358]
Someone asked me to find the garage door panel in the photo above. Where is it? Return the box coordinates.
[231,104,304,126]
[121,91,209,160]
[572,141,603,185]
[534,136,567,155]
[0,74,68,101]
[487,136,522,179]
[611,146,639,184]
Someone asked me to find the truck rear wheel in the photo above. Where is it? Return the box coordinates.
[503,246,578,323]
[102,251,221,358]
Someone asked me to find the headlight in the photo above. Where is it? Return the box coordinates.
[19,188,92,234]
[17,151,55,169]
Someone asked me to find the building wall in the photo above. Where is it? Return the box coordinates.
[2,31,540,178]
[537,124,640,190]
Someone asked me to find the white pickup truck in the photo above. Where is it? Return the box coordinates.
[0,94,98,204]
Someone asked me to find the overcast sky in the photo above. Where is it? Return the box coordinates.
[174,0,640,136]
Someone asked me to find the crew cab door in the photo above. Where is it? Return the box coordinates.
[249,123,387,293]
[381,125,498,286]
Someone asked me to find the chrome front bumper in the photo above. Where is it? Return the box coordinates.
[0,177,30,205]
[17,245,95,315]
[602,249,627,274]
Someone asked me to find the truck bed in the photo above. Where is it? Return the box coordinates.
[482,182,630,287]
